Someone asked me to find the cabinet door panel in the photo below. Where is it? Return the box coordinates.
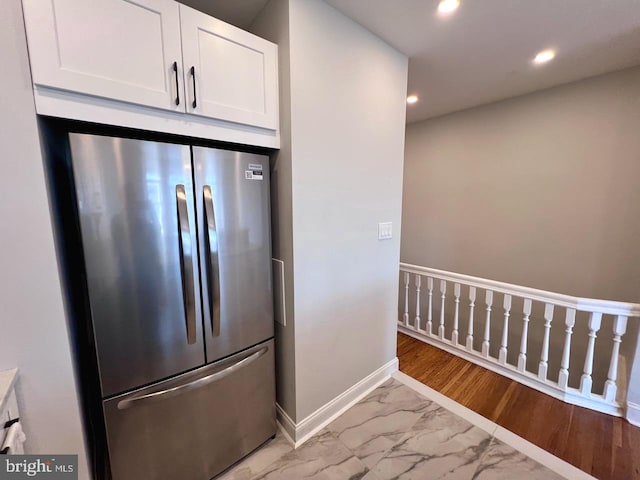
[180,5,278,130]
[22,0,185,112]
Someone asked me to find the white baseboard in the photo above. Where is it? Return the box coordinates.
[626,401,640,427]
[275,405,297,445]
[276,416,296,446]
[275,357,399,448]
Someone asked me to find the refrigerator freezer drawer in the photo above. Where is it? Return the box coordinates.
[103,340,276,480]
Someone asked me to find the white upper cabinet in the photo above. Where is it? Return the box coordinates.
[179,5,279,130]
[21,0,280,141]
[22,0,185,112]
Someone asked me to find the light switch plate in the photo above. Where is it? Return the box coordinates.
[378,222,393,240]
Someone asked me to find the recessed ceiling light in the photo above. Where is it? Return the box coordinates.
[438,0,460,15]
[407,95,419,104]
[533,49,556,65]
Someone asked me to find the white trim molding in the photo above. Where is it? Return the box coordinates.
[626,401,640,427]
[275,405,296,445]
[401,263,640,317]
[399,263,640,420]
[33,86,280,149]
[276,357,398,448]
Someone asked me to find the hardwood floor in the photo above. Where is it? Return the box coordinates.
[397,332,640,480]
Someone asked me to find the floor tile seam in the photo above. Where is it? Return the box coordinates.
[470,434,501,480]
[243,436,299,480]
[324,427,381,477]
[394,372,499,437]
[361,404,496,480]
[361,404,438,468]
[392,371,597,480]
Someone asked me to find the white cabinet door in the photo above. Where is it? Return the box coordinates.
[179,5,279,130]
[22,0,185,112]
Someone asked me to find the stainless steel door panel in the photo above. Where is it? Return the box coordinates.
[69,134,205,397]
[192,147,274,363]
[103,340,276,480]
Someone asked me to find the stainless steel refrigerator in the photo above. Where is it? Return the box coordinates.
[67,133,275,480]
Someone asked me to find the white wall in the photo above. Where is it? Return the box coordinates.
[253,0,408,424]
[2,0,405,468]
[402,66,640,404]
[250,0,298,418]
[288,0,407,421]
[628,339,640,425]
[403,66,640,302]
[0,0,89,477]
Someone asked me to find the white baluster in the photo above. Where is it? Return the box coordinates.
[438,280,446,339]
[426,277,434,335]
[466,287,476,351]
[558,308,576,390]
[402,272,410,326]
[538,303,554,381]
[603,315,628,402]
[498,294,512,365]
[579,312,602,395]
[482,290,493,357]
[517,299,532,372]
[414,275,422,331]
[452,283,461,345]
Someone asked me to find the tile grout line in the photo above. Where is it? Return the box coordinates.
[326,427,380,478]
[326,380,433,477]
[327,377,460,479]
[392,371,597,480]
[470,434,500,480]
[357,377,496,480]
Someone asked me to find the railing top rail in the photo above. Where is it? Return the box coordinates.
[400,263,640,317]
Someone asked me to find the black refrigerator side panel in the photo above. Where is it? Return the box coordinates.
[39,120,111,480]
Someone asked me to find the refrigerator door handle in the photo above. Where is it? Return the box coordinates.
[116,346,268,410]
[176,185,197,345]
[203,185,221,337]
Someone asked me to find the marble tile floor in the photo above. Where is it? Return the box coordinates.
[218,377,583,480]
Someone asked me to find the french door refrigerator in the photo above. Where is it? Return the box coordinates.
[67,133,275,480]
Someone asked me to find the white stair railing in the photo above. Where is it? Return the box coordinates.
[398,263,640,418]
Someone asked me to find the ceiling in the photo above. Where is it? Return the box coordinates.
[180,0,640,123]
[177,0,269,29]
[325,0,640,123]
